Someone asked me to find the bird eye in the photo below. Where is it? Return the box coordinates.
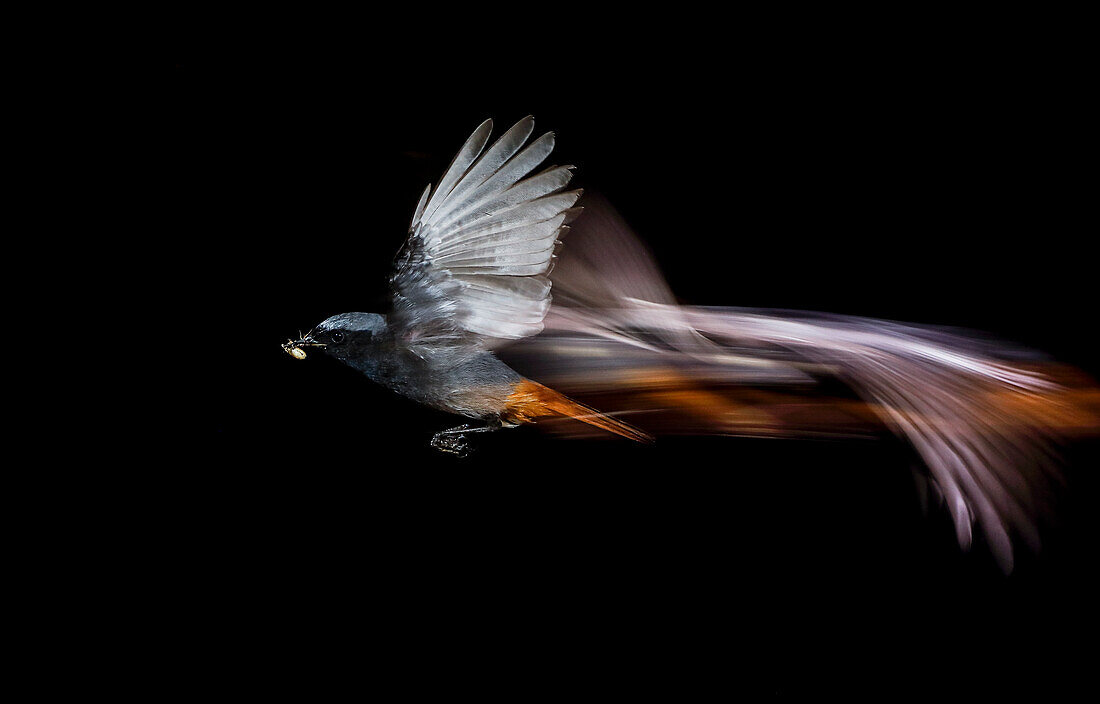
[330,332,345,344]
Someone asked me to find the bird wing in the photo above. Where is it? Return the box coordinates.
[389,117,580,362]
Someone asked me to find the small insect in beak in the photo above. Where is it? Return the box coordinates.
[282,330,325,360]
[283,341,308,360]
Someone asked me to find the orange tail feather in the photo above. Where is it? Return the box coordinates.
[505,379,653,443]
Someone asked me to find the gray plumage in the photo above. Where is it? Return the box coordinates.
[284,118,651,455]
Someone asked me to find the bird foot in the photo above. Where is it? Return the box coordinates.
[430,422,502,457]
[431,431,471,457]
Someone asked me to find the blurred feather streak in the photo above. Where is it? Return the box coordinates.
[504,195,1099,573]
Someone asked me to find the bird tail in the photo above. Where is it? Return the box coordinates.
[506,379,654,443]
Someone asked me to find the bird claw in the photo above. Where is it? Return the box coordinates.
[431,432,470,457]
[430,422,501,457]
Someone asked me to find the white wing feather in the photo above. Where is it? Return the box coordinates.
[395,117,578,345]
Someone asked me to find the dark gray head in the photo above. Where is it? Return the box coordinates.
[283,312,387,364]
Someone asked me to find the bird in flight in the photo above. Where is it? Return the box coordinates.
[284,116,1098,570]
[283,116,652,455]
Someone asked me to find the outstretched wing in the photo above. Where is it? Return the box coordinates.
[389,117,581,362]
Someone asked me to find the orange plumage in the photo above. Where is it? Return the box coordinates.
[504,379,653,443]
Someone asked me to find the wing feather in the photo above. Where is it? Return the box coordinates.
[418,118,494,226]
[433,213,568,256]
[432,165,576,233]
[409,183,431,233]
[390,117,576,355]
[424,132,558,241]
[425,116,536,228]
[437,190,581,244]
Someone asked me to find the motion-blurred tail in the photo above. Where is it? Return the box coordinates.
[506,379,654,443]
[513,192,1100,572]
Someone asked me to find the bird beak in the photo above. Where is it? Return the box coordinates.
[282,330,326,360]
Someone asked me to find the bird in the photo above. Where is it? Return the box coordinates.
[282,115,1098,569]
[283,116,653,455]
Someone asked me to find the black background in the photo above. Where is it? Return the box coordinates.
[165,15,1095,697]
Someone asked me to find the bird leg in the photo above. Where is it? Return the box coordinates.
[430,421,502,457]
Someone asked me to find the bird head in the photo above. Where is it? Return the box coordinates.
[282,312,387,362]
